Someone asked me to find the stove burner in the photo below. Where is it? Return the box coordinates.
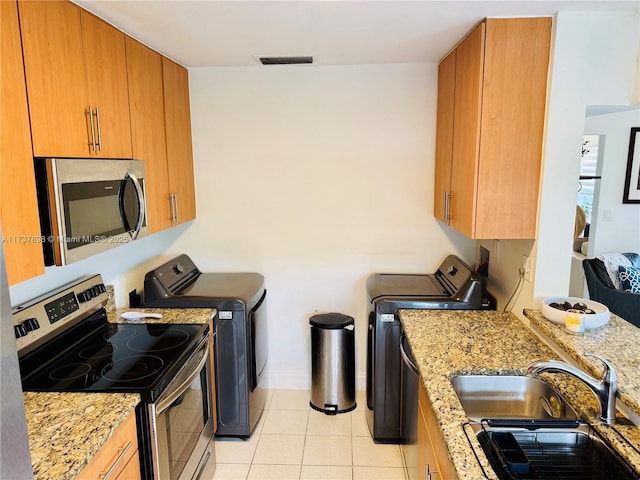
[127,326,190,353]
[101,355,164,382]
[103,328,136,342]
[79,343,116,360]
[50,363,92,381]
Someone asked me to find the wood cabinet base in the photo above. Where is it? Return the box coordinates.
[76,412,140,480]
[417,382,456,480]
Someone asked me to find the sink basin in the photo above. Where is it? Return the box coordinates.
[454,376,638,479]
[450,375,579,421]
[476,424,638,480]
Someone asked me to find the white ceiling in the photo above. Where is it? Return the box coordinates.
[74,1,639,67]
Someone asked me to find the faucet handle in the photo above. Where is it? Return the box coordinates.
[585,353,617,383]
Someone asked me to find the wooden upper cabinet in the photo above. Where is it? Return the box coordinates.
[475,18,551,239]
[81,11,132,158]
[1,0,45,285]
[450,22,485,238]
[433,50,456,225]
[19,0,132,158]
[125,36,172,232]
[19,1,88,157]
[163,57,196,225]
[433,18,551,239]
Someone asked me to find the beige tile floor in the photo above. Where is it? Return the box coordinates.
[209,389,407,480]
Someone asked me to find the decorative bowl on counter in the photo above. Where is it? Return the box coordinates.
[541,297,610,329]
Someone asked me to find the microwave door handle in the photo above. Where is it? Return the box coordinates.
[125,172,145,240]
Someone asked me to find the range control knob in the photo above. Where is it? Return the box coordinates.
[77,291,89,303]
[173,264,185,275]
[24,318,40,332]
[14,324,28,339]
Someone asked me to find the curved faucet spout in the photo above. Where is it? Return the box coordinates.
[527,354,617,425]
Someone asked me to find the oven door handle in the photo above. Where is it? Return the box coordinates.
[156,338,209,415]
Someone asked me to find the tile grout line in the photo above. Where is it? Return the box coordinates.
[214,390,407,480]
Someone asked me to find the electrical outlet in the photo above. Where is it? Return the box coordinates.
[522,254,533,283]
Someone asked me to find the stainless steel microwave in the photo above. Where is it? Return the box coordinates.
[34,158,148,266]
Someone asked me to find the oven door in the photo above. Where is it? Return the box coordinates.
[149,336,215,480]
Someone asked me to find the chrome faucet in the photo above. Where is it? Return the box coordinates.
[527,353,617,425]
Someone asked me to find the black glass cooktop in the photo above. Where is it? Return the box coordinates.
[19,312,208,402]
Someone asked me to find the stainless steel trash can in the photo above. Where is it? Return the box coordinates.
[309,313,356,415]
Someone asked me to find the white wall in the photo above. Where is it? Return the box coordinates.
[9,225,192,306]
[585,108,640,255]
[488,11,640,317]
[170,63,476,388]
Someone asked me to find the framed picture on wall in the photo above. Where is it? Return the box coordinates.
[623,127,640,204]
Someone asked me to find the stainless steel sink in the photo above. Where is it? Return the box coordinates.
[450,375,579,421]
[454,376,639,479]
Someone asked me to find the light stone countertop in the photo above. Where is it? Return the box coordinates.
[524,308,640,419]
[107,306,215,325]
[400,309,640,480]
[25,307,214,480]
[24,392,139,480]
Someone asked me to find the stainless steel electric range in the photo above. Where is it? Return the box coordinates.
[13,275,215,480]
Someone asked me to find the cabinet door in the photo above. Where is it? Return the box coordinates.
[417,386,440,480]
[116,450,141,480]
[76,412,140,480]
[163,57,196,225]
[418,382,456,479]
[450,22,485,238]
[1,0,45,285]
[126,37,172,232]
[82,11,132,158]
[434,50,456,225]
[474,18,551,239]
[19,0,90,157]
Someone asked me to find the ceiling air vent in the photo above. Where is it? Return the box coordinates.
[259,56,313,65]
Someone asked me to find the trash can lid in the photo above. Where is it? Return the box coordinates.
[309,313,354,329]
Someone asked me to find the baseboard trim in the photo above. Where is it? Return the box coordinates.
[262,372,367,390]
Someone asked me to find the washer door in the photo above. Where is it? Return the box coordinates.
[249,290,267,391]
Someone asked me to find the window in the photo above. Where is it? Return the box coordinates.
[577,134,601,226]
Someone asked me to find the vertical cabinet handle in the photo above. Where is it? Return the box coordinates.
[174,193,179,224]
[98,441,133,480]
[94,107,103,152]
[169,193,178,225]
[86,106,97,152]
[443,191,448,221]
[169,194,174,224]
[443,191,452,224]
